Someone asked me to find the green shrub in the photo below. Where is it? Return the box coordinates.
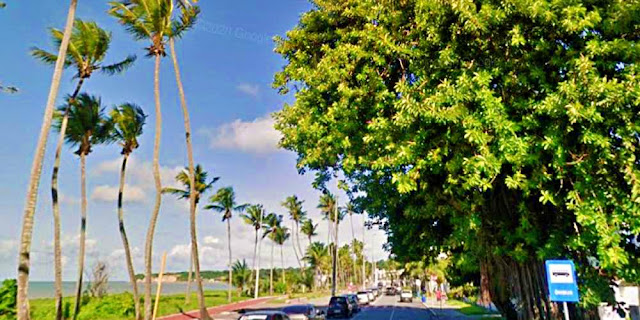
[0,279,17,317]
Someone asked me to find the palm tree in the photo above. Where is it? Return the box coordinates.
[204,187,248,302]
[281,195,306,268]
[241,204,266,298]
[32,21,136,320]
[317,193,337,247]
[163,164,217,304]
[109,1,198,318]
[16,1,78,317]
[111,103,146,320]
[304,242,329,289]
[164,0,207,311]
[263,213,281,295]
[344,203,357,285]
[231,259,251,295]
[300,219,318,248]
[55,93,114,319]
[273,226,290,286]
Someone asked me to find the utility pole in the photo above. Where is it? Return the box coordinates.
[254,208,263,299]
[331,192,338,297]
[362,216,366,290]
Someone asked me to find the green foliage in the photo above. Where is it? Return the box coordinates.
[0,279,17,317]
[273,0,640,313]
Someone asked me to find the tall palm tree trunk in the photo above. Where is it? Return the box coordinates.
[362,218,366,290]
[291,221,302,268]
[270,241,274,295]
[280,245,285,285]
[73,152,87,320]
[254,229,262,299]
[294,222,305,267]
[17,1,77,318]
[251,230,258,294]
[185,253,193,304]
[350,214,356,286]
[227,219,232,303]
[117,154,141,320]
[51,77,84,320]
[168,39,211,320]
[144,53,163,320]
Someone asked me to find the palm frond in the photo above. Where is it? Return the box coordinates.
[203,204,224,212]
[100,54,137,75]
[162,187,188,199]
[30,47,71,67]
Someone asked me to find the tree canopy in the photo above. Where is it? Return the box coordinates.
[273,0,640,317]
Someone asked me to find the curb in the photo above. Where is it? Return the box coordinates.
[158,296,276,320]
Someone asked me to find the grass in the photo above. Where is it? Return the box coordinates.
[447,299,498,316]
[28,290,249,320]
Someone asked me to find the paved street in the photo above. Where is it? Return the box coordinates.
[211,293,434,320]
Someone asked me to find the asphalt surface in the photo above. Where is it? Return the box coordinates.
[214,293,433,320]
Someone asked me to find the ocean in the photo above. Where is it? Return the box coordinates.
[29,281,230,299]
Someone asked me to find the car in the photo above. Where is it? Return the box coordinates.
[356,291,370,305]
[326,296,352,318]
[366,290,375,302]
[385,286,396,296]
[239,310,292,320]
[399,290,413,303]
[282,304,324,320]
[342,294,360,313]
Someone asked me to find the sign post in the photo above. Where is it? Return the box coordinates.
[545,260,580,320]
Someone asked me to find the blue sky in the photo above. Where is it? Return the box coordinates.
[0,1,387,281]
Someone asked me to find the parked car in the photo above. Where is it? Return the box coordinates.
[327,296,352,318]
[239,310,291,320]
[282,304,324,320]
[399,290,413,303]
[371,287,380,297]
[366,290,375,302]
[342,294,360,313]
[356,291,370,305]
[385,286,397,296]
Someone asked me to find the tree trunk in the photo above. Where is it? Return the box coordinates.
[362,217,366,290]
[72,152,87,320]
[227,219,233,303]
[350,213,356,285]
[254,228,262,299]
[118,154,141,320]
[291,221,302,268]
[168,38,211,320]
[16,1,78,318]
[51,77,84,320]
[252,229,258,298]
[270,241,274,295]
[281,245,286,286]
[295,221,305,266]
[144,53,163,320]
[185,253,192,304]
[479,259,491,307]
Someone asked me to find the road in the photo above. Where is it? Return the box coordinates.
[213,293,433,320]
[333,294,433,320]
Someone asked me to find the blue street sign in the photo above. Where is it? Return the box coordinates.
[545,260,580,302]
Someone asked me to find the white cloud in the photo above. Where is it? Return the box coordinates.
[200,116,282,154]
[236,83,260,97]
[91,157,184,204]
[91,184,146,203]
[203,236,220,245]
[60,194,80,205]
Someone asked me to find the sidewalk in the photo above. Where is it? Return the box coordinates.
[158,296,275,320]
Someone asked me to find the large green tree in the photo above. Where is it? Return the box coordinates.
[32,20,135,319]
[273,1,640,319]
